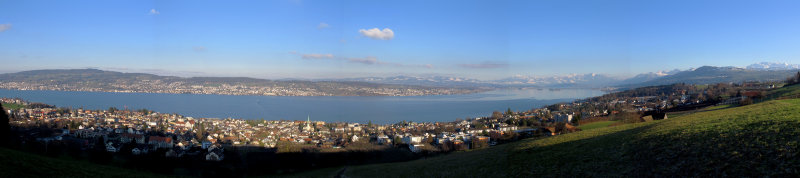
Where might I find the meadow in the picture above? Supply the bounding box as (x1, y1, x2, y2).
(293, 98, 800, 177)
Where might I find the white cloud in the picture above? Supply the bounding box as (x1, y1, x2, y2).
(302, 53, 335, 59)
(0, 24, 11, 32)
(317, 23, 329, 29)
(149, 9, 160, 15)
(294, 52, 430, 68)
(358, 28, 394, 40)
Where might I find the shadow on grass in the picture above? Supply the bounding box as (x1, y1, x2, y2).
(509, 122, 663, 177)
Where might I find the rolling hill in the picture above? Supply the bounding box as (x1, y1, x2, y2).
(0, 147, 164, 178)
(290, 97, 800, 177)
(2, 88, 800, 177)
(0, 69, 481, 96)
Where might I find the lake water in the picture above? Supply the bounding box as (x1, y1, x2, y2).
(0, 88, 605, 124)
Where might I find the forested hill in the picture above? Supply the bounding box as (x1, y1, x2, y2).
(621, 66, 798, 88)
(0, 69, 483, 96)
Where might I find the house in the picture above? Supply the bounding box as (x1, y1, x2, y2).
(564, 124, 580, 132)
(377, 135, 391, 145)
(402, 136, 422, 144)
(105, 142, 120, 153)
(131, 147, 141, 155)
(544, 127, 557, 136)
(409, 144, 425, 153)
(206, 151, 223, 161)
(202, 140, 213, 149)
(553, 114, 573, 123)
(121, 133, 145, 144)
(206, 147, 225, 161)
(473, 136, 490, 145)
(148, 136, 173, 149)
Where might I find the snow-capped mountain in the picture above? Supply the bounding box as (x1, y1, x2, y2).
(490, 73, 621, 88)
(324, 63, 798, 89)
(329, 75, 490, 87)
(746, 62, 800, 71)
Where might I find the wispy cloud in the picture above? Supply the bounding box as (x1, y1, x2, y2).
(317, 23, 330, 29)
(301, 53, 335, 59)
(459, 62, 509, 69)
(192, 46, 207, 52)
(0, 24, 11, 32)
(149, 9, 160, 15)
(293, 52, 430, 68)
(346, 56, 379, 64)
(359, 28, 394, 40)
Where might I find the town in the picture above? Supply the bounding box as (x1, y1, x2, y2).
(0, 69, 484, 97)
(3, 80, 788, 166)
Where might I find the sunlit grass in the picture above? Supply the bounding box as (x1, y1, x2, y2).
(296, 99, 800, 177)
(577, 121, 619, 130)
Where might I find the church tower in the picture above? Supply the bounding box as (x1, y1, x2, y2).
(305, 115, 312, 132)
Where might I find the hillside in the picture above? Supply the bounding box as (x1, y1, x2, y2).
(0, 147, 164, 178)
(291, 98, 800, 177)
(2, 90, 799, 177)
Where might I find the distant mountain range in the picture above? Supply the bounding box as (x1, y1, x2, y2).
(1, 62, 797, 93)
(334, 62, 800, 88)
(622, 66, 797, 88)
(746, 62, 800, 71)
(0, 69, 483, 96)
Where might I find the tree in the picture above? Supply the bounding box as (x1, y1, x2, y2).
(195, 123, 206, 141)
(0, 103, 9, 146)
(393, 136, 403, 145)
(506, 108, 514, 116)
(491, 111, 503, 119)
(571, 114, 582, 125)
(788, 71, 800, 85)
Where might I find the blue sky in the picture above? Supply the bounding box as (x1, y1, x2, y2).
(1, 0, 799, 80)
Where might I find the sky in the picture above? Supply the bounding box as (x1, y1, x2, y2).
(1, 0, 799, 80)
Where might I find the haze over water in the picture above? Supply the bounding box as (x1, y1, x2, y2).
(0, 88, 605, 124)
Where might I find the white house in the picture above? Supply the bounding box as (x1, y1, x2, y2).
(409, 144, 425, 153)
(402, 136, 422, 144)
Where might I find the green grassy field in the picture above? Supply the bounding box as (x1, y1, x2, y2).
(0, 147, 164, 178)
(1, 102, 25, 110)
(698, 104, 733, 111)
(577, 121, 618, 130)
(292, 98, 800, 177)
(769, 84, 800, 98)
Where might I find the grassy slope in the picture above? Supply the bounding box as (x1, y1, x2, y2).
(0, 148, 165, 178)
(769, 84, 800, 98)
(1, 102, 25, 110)
(577, 121, 618, 130)
(293, 98, 800, 177)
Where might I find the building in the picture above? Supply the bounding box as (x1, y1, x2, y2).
(148, 136, 173, 149)
(402, 136, 422, 144)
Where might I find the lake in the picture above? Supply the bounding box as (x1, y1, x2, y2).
(0, 88, 605, 124)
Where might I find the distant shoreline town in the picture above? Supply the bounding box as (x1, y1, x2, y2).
(0, 69, 486, 97)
